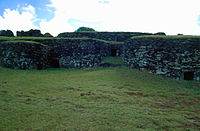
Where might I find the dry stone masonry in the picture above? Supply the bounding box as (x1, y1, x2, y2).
(45, 39, 110, 68)
(0, 33, 200, 81)
(57, 32, 153, 42)
(0, 41, 48, 69)
(0, 38, 110, 69)
(122, 36, 200, 81)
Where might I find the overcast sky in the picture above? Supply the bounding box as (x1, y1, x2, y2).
(0, 0, 200, 36)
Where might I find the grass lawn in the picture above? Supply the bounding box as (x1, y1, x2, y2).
(0, 57, 199, 130)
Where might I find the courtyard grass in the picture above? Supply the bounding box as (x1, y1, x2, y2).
(0, 57, 199, 130)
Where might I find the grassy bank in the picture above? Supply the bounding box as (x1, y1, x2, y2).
(0, 36, 124, 45)
(0, 57, 199, 130)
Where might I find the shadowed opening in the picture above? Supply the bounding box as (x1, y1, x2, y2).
(37, 64, 43, 70)
(111, 49, 117, 56)
(50, 59, 59, 68)
(184, 71, 194, 80)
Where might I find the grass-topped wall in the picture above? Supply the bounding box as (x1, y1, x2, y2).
(0, 40, 49, 69)
(122, 35, 200, 80)
(0, 37, 112, 69)
(57, 32, 153, 42)
(1, 35, 200, 81)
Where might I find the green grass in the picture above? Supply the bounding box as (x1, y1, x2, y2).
(0, 36, 91, 40)
(0, 36, 124, 45)
(0, 57, 199, 130)
(0, 40, 47, 47)
(92, 38, 124, 45)
(131, 35, 200, 39)
(100, 56, 125, 65)
(1, 40, 45, 45)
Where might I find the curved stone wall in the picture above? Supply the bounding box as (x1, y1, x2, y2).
(1, 36, 200, 81)
(122, 37, 200, 80)
(46, 39, 110, 68)
(0, 41, 49, 69)
(57, 32, 153, 42)
(0, 38, 110, 69)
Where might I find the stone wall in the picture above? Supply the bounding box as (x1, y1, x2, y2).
(1, 36, 200, 81)
(122, 37, 200, 80)
(57, 32, 153, 42)
(0, 38, 110, 69)
(0, 41, 49, 69)
(45, 39, 110, 68)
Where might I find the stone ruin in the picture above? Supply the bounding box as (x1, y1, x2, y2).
(0, 32, 199, 81)
(122, 36, 200, 81)
(0, 38, 111, 69)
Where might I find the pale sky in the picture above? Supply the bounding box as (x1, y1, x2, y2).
(0, 0, 200, 36)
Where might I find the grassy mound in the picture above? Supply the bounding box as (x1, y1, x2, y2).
(0, 57, 199, 130)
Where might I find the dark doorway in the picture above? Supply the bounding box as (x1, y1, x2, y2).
(111, 49, 117, 56)
(184, 71, 194, 80)
(48, 51, 60, 68)
(50, 59, 59, 68)
(37, 64, 43, 70)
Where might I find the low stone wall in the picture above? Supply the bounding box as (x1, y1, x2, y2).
(0, 38, 110, 69)
(0, 41, 49, 69)
(1, 36, 200, 81)
(57, 32, 153, 42)
(122, 37, 200, 80)
(46, 39, 110, 68)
